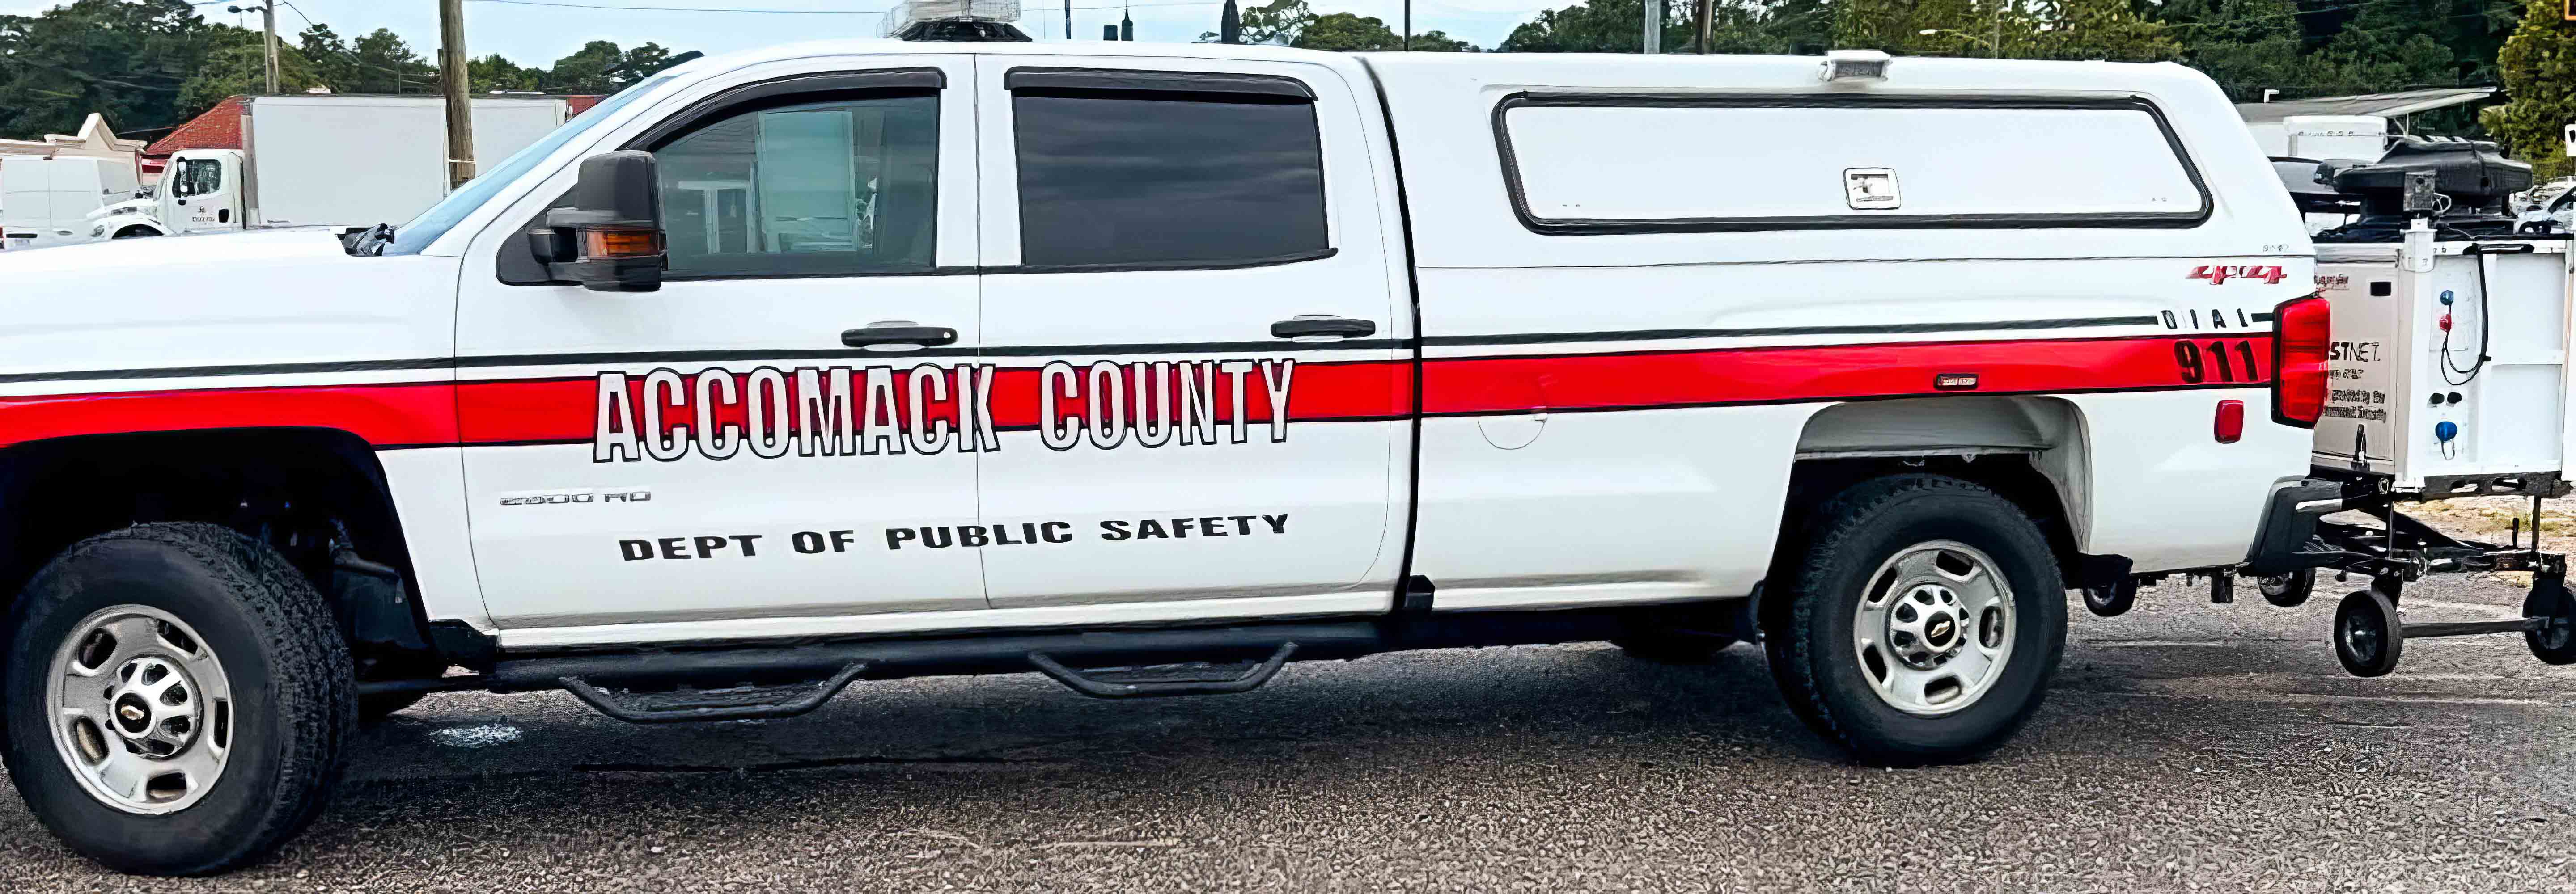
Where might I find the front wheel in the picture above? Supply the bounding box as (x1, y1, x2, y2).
(2, 523, 354, 876)
(1765, 475, 2067, 765)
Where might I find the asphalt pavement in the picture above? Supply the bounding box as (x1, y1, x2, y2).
(4, 572, 2574, 893)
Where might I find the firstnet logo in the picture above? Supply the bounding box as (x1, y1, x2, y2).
(2187, 264, 2289, 286)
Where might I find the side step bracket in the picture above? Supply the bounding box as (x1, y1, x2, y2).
(1028, 642, 1299, 699)
(559, 662, 869, 723)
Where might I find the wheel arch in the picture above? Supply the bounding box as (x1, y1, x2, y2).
(1779, 396, 2105, 592)
(0, 427, 431, 675)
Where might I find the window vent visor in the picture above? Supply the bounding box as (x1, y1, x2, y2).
(1004, 67, 1314, 100)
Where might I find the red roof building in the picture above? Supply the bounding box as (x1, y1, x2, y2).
(145, 96, 249, 159)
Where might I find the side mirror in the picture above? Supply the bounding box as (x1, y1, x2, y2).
(529, 150, 665, 293)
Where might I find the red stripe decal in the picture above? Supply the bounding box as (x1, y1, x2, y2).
(0, 334, 2267, 450)
(1423, 335, 2269, 415)
(0, 383, 456, 449)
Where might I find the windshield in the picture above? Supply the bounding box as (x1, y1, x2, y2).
(381, 75, 678, 256)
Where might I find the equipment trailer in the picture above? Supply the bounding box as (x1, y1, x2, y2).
(2239, 138, 2576, 676)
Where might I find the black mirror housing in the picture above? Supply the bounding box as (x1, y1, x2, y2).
(535, 150, 665, 293)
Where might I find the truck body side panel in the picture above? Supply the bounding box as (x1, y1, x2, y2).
(1362, 54, 2317, 602)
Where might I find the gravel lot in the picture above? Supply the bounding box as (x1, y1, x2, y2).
(4, 570, 2574, 893)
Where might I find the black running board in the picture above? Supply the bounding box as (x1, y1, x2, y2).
(1029, 642, 1299, 698)
(366, 608, 1672, 722)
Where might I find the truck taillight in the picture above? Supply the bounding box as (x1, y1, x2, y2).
(2271, 295, 2330, 428)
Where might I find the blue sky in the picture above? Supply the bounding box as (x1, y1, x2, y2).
(0, 0, 1552, 63)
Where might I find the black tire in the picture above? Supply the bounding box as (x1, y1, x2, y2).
(1611, 631, 1739, 663)
(2523, 580, 2576, 666)
(2332, 589, 2404, 678)
(2, 523, 355, 876)
(1764, 475, 2067, 765)
(2258, 569, 2316, 608)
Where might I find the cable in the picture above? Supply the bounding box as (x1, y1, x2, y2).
(2439, 250, 2492, 387)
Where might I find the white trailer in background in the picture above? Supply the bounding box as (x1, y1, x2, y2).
(2247, 114, 2390, 163)
(93, 95, 568, 239)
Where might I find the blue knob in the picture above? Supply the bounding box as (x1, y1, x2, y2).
(2441, 290, 2456, 305)
(2435, 421, 2459, 442)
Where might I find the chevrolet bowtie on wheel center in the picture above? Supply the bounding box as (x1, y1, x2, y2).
(5, 40, 2568, 875)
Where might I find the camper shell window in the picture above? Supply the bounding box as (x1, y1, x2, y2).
(1493, 93, 2212, 235)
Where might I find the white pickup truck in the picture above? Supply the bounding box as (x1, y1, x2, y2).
(0, 42, 2331, 875)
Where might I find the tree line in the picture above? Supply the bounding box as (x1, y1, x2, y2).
(1223, 0, 2570, 176)
(0, 0, 692, 143)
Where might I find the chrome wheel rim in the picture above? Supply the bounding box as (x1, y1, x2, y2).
(1852, 541, 2016, 717)
(45, 605, 233, 814)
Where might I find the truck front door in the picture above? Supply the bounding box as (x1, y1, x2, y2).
(163, 152, 239, 233)
(965, 57, 1410, 620)
(453, 58, 987, 640)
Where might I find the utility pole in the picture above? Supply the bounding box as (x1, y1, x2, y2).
(1694, 0, 1711, 52)
(1064, 0, 1071, 39)
(1403, 0, 1411, 49)
(438, 0, 476, 190)
(225, 5, 279, 93)
(1642, 0, 1660, 53)
(262, 3, 279, 93)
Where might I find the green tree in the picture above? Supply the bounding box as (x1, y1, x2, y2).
(1502, 0, 1692, 51)
(297, 25, 436, 94)
(2483, 0, 2576, 179)
(1198, 0, 1314, 44)
(1199, 0, 1475, 49)
(1835, 0, 2175, 62)
(0, 0, 222, 139)
(1288, 12, 1477, 50)
(540, 41, 692, 93)
(470, 53, 540, 93)
(2153, 0, 2312, 101)
(1505, 0, 1826, 54)
(179, 31, 324, 109)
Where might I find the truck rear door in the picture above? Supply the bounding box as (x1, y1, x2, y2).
(966, 56, 1411, 618)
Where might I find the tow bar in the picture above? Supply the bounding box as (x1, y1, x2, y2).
(2246, 477, 2576, 677)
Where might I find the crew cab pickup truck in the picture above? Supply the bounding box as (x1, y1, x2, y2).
(0, 42, 2325, 875)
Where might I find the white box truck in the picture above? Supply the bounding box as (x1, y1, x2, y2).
(0, 156, 140, 250)
(89, 94, 568, 240)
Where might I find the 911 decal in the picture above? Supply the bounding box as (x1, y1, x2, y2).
(2172, 339, 2266, 384)
(591, 359, 1296, 463)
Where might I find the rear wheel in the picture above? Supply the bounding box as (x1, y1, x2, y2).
(1765, 475, 2067, 765)
(2, 523, 353, 876)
